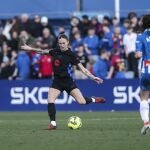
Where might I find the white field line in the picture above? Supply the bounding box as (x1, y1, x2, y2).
(0, 117, 139, 123)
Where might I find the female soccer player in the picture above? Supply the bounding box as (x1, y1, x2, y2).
(135, 14, 150, 135)
(21, 34, 105, 130)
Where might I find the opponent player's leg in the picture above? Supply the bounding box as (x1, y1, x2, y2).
(140, 90, 150, 135)
(70, 88, 105, 104)
(47, 88, 61, 130)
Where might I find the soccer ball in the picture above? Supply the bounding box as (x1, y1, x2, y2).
(67, 116, 82, 129)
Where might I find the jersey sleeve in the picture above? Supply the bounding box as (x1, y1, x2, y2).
(49, 49, 55, 56)
(136, 34, 143, 52)
(70, 52, 80, 65)
(49, 48, 60, 56)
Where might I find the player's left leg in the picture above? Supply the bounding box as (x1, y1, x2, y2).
(69, 88, 106, 104)
(140, 90, 150, 135)
(47, 88, 61, 130)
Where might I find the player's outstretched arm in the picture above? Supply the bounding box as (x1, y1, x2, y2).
(77, 63, 103, 84)
(21, 44, 50, 54)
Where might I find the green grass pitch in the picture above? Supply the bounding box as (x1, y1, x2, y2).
(0, 111, 149, 150)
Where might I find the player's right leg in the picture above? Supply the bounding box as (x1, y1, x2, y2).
(140, 90, 150, 135)
(47, 88, 61, 130)
(70, 88, 106, 104)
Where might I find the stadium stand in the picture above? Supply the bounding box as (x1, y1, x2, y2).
(0, 11, 143, 80)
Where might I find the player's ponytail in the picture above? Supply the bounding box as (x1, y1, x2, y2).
(58, 33, 69, 42)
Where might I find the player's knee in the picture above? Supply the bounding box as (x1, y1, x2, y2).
(78, 100, 86, 105)
(48, 99, 55, 103)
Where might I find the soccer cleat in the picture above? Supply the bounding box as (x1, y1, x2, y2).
(47, 124, 57, 130)
(93, 97, 106, 103)
(141, 122, 150, 135)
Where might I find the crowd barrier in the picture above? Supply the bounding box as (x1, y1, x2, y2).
(0, 79, 143, 111)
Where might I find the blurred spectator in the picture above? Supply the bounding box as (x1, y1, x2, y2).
(0, 20, 3, 32)
(123, 26, 138, 77)
(102, 16, 111, 26)
(84, 27, 99, 59)
(39, 55, 53, 78)
(112, 17, 120, 26)
(9, 31, 19, 52)
(70, 16, 81, 28)
(114, 58, 126, 79)
(128, 12, 137, 20)
(41, 16, 55, 37)
(107, 49, 123, 79)
(0, 20, 7, 48)
(40, 28, 56, 49)
(8, 50, 17, 80)
(31, 15, 42, 38)
(70, 17, 81, 41)
(112, 26, 123, 49)
(70, 26, 80, 42)
(0, 31, 7, 49)
(71, 32, 83, 52)
(128, 12, 140, 33)
(121, 19, 130, 35)
(110, 16, 120, 33)
(91, 16, 102, 35)
(19, 13, 32, 33)
(9, 16, 20, 34)
(2, 19, 14, 40)
(0, 42, 11, 78)
(99, 25, 113, 52)
(73, 44, 89, 79)
(18, 30, 35, 48)
(31, 53, 40, 78)
(93, 50, 110, 79)
(16, 51, 30, 80)
(58, 26, 65, 35)
(80, 15, 91, 37)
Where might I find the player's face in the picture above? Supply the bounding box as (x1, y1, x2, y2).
(58, 38, 69, 51)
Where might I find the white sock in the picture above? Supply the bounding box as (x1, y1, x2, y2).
(91, 97, 95, 103)
(140, 100, 149, 123)
(51, 121, 56, 126)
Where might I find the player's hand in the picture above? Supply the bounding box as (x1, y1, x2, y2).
(93, 76, 103, 84)
(21, 44, 33, 51)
